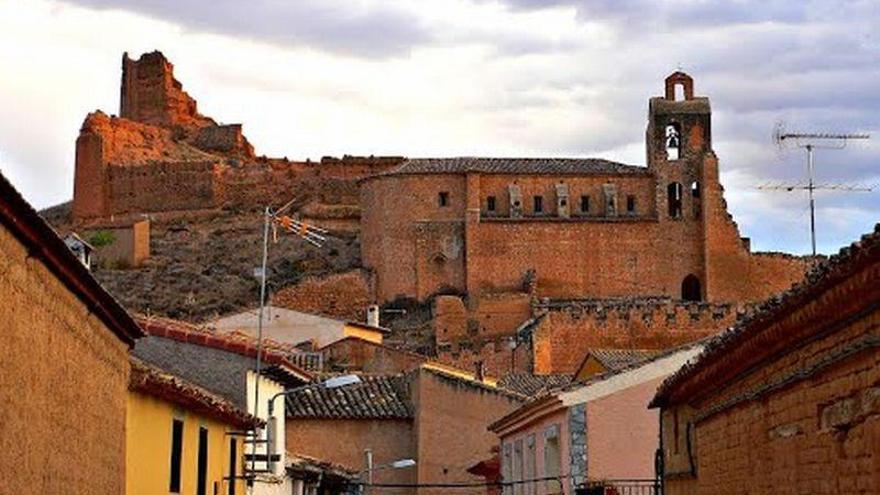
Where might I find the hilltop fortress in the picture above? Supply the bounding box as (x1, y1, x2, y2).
(70, 51, 813, 375)
(73, 51, 403, 221)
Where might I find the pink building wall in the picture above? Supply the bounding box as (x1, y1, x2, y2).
(499, 408, 571, 495)
(584, 376, 663, 480)
(497, 376, 666, 494)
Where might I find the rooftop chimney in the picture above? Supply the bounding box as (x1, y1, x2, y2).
(367, 305, 380, 328)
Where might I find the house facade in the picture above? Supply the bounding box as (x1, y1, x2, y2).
(134, 315, 313, 495)
(651, 224, 880, 495)
(126, 358, 258, 495)
(0, 171, 143, 494)
(286, 365, 525, 495)
(212, 305, 388, 349)
(490, 345, 703, 494)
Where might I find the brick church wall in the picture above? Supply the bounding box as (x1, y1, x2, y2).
(361, 174, 468, 302)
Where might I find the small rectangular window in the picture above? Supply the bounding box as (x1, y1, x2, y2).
(627, 195, 636, 214)
(502, 443, 513, 495)
(525, 434, 536, 495)
(533, 196, 543, 214)
(228, 438, 237, 495)
(544, 425, 561, 492)
(197, 427, 209, 495)
(169, 419, 184, 493)
(513, 439, 524, 495)
(580, 195, 590, 213)
(487, 196, 496, 212)
(439, 192, 449, 207)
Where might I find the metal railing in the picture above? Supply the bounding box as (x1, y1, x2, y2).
(576, 479, 658, 495)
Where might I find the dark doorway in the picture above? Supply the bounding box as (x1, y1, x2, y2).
(681, 274, 702, 302)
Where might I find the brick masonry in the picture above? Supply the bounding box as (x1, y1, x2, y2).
(657, 226, 880, 495)
(531, 299, 740, 374)
(361, 74, 811, 309)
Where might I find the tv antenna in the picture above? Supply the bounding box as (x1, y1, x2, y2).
(762, 121, 871, 256)
(248, 195, 334, 480)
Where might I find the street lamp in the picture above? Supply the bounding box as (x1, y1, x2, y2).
(265, 374, 362, 472)
(362, 450, 417, 495)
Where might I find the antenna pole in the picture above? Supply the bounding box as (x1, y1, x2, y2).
(251, 206, 270, 482)
(806, 145, 816, 256)
(772, 129, 870, 255)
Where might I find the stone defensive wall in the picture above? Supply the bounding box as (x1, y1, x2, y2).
(530, 297, 744, 374)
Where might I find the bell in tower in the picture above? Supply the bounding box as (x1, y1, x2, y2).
(647, 71, 712, 169)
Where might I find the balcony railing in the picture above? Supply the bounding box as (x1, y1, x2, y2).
(576, 479, 658, 495)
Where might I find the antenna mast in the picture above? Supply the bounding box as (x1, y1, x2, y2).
(769, 123, 871, 256)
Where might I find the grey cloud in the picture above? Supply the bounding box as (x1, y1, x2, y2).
(498, 0, 844, 27)
(61, 0, 432, 58)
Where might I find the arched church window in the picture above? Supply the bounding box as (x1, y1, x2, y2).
(665, 123, 681, 161)
(667, 182, 683, 218)
(681, 274, 702, 302)
(691, 181, 701, 218)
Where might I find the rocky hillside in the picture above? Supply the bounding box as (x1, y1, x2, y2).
(43, 202, 362, 322)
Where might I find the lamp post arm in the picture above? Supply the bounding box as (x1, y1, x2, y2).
(267, 384, 312, 418)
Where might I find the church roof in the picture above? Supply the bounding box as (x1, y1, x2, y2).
(364, 157, 649, 180)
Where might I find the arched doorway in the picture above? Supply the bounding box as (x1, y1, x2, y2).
(681, 274, 702, 302)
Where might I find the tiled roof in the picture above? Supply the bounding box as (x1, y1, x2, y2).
(497, 373, 573, 397)
(580, 348, 661, 373)
(0, 171, 143, 346)
(136, 315, 313, 383)
(129, 358, 259, 429)
(652, 223, 880, 407)
(287, 453, 358, 480)
(286, 374, 414, 419)
(421, 363, 527, 400)
(364, 157, 648, 180)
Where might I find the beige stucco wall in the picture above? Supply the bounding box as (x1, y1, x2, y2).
(0, 225, 131, 494)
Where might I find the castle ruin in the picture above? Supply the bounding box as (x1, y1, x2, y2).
(70, 52, 814, 376)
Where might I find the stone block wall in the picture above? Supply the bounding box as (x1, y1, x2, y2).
(436, 338, 533, 378)
(106, 161, 218, 214)
(271, 269, 373, 322)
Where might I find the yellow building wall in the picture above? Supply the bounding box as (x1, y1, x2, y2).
(574, 358, 607, 381)
(127, 391, 245, 495)
(343, 324, 384, 344)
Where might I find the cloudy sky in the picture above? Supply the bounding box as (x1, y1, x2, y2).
(1, 0, 878, 254)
